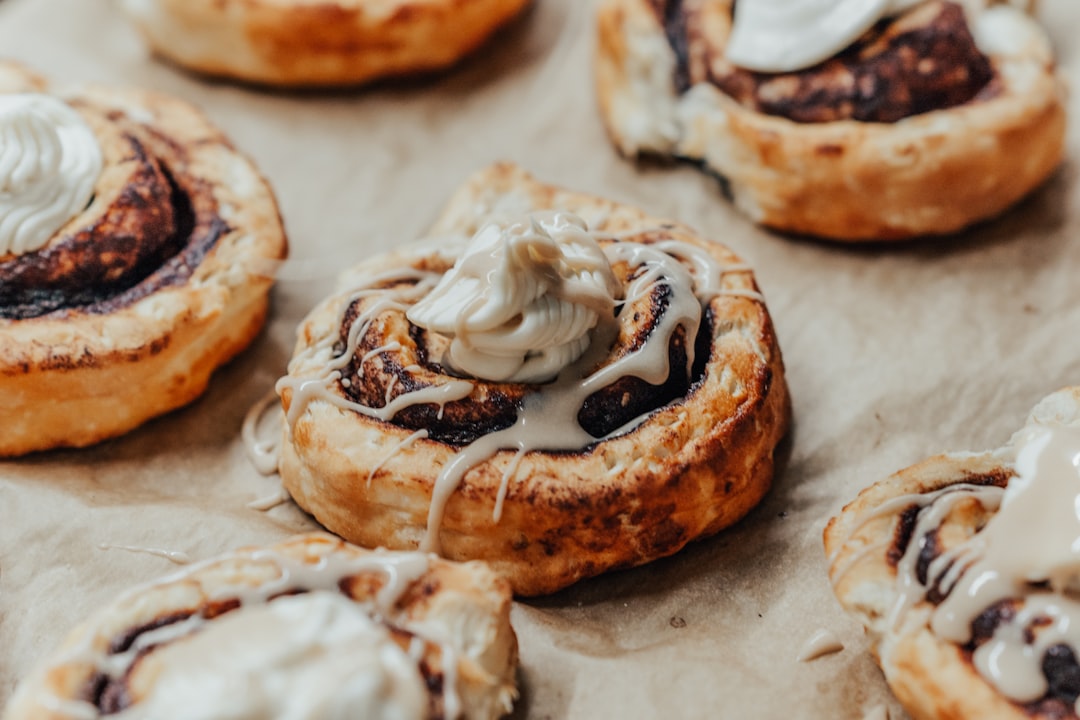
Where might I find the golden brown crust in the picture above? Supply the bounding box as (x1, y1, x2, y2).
(824, 387, 1080, 720)
(119, 0, 533, 88)
(595, 0, 1067, 241)
(2, 533, 518, 720)
(279, 163, 791, 596)
(0, 63, 288, 457)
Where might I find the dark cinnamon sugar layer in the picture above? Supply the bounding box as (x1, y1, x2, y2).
(654, 0, 996, 123)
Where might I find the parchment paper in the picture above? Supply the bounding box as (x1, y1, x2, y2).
(1, 1, 1078, 717)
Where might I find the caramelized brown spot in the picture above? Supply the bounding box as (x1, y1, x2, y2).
(1027, 644, 1080, 715)
(887, 504, 920, 568)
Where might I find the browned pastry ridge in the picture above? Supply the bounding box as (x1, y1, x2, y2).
(0, 63, 287, 456)
(595, 0, 1066, 241)
(2, 533, 518, 720)
(824, 387, 1080, 720)
(118, 0, 533, 87)
(278, 163, 791, 596)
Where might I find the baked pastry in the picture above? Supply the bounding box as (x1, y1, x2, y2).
(277, 163, 790, 596)
(0, 63, 287, 456)
(118, 0, 533, 88)
(595, 0, 1066, 241)
(825, 387, 1080, 719)
(3, 533, 518, 720)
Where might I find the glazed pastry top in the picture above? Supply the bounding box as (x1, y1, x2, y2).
(279, 211, 760, 553)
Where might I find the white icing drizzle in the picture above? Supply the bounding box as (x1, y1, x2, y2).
(247, 487, 291, 511)
(0, 94, 102, 256)
(796, 628, 844, 661)
(97, 543, 191, 566)
(841, 424, 1080, 710)
(494, 448, 528, 523)
(281, 216, 757, 554)
(242, 389, 283, 476)
(51, 545, 452, 720)
(368, 429, 430, 487)
(363, 342, 403, 370)
(384, 374, 399, 405)
(726, 0, 925, 73)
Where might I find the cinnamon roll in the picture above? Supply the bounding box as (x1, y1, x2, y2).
(277, 163, 790, 596)
(0, 63, 287, 456)
(825, 387, 1080, 719)
(2, 533, 518, 720)
(595, 0, 1066, 241)
(118, 0, 532, 88)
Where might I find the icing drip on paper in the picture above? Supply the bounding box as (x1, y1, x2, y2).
(242, 389, 283, 476)
(97, 543, 191, 565)
(796, 628, 844, 661)
(247, 487, 291, 511)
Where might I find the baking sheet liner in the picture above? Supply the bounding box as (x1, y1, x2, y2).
(1, 1, 1078, 717)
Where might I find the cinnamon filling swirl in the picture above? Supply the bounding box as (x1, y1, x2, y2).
(334, 255, 707, 447)
(0, 102, 227, 320)
(652, 0, 996, 123)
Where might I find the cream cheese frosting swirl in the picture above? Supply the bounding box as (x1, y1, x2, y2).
(0, 93, 102, 256)
(406, 212, 621, 384)
(726, 0, 926, 73)
(116, 592, 428, 720)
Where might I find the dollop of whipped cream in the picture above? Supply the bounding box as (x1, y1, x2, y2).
(406, 212, 620, 384)
(726, 0, 925, 73)
(120, 592, 428, 720)
(0, 93, 102, 256)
